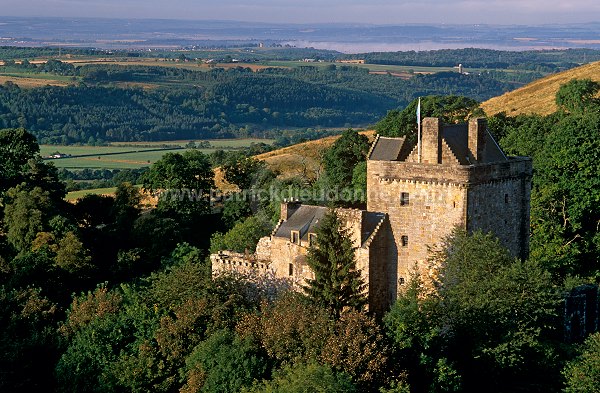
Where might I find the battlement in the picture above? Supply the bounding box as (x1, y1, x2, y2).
(210, 251, 271, 275)
(367, 155, 532, 187)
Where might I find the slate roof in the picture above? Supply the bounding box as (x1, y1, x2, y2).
(273, 206, 387, 248)
(274, 205, 327, 241)
(442, 124, 470, 165)
(369, 136, 407, 161)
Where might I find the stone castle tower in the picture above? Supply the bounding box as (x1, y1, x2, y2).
(212, 117, 532, 313)
(367, 117, 532, 305)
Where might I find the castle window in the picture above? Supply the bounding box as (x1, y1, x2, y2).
(289, 263, 294, 276)
(291, 230, 300, 244)
(401, 235, 409, 247)
(504, 193, 509, 204)
(400, 192, 410, 206)
(398, 277, 405, 285)
(308, 233, 317, 247)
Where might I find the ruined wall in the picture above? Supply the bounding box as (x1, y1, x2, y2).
(268, 236, 313, 286)
(336, 208, 365, 247)
(211, 251, 271, 276)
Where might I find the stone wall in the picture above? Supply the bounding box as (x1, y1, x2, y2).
(466, 163, 532, 260)
(362, 215, 391, 314)
(367, 159, 468, 297)
(367, 155, 532, 298)
(211, 251, 271, 275)
(268, 236, 313, 286)
(336, 208, 365, 247)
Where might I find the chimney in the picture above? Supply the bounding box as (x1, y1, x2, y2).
(421, 117, 442, 164)
(468, 118, 487, 163)
(280, 200, 301, 221)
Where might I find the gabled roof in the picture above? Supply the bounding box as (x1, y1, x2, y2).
(273, 205, 387, 249)
(369, 136, 407, 161)
(274, 205, 327, 241)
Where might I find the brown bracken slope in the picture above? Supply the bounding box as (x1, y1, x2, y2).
(481, 60, 600, 116)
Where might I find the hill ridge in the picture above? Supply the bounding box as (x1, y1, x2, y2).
(481, 60, 600, 116)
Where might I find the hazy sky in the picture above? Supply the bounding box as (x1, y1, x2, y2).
(2, 0, 599, 25)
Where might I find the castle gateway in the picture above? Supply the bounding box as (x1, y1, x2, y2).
(211, 118, 532, 314)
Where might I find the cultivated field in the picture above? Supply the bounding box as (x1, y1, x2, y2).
(66, 187, 118, 200)
(41, 138, 275, 170)
(110, 138, 274, 148)
(0, 74, 74, 87)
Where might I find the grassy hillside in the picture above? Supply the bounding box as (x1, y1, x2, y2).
(257, 130, 375, 179)
(214, 131, 375, 191)
(481, 60, 600, 116)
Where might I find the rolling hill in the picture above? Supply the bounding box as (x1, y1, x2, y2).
(481, 60, 600, 116)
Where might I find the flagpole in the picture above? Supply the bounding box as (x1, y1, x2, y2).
(417, 97, 421, 163)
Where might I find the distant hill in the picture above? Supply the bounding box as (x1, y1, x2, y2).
(481, 60, 600, 116)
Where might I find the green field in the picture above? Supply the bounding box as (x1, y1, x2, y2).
(110, 138, 274, 148)
(40, 144, 159, 156)
(41, 138, 275, 170)
(66, 187, 118, 200)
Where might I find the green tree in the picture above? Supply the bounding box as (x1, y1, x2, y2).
(376, 96, 482, 140)
(181, 329, 269, 393)
(304, 209, 366, 317)
(434, 230, 561, 391)
(555, 79, 600, 113)
(54, 231, 92, 273)
(245, 362, 357, 393)
(221, 198, 252, 229)
(384, 273, 449, 393)
(351, 161, 367, 197)
(73, 194, 115, 228)
(322, 129, 369, 190)
(3, 185, 54, 253)
(529, 110, 600, 278)
(385, 231, 563, 393)
(142, 150, 214, 217)
(210, 215, 271, 254)
(321, 310, 390, 390)
(563, 332, 600, 393)
(495, 87, 600, 279)
(222, 153, 265, 190)
(0, 287, 59, 393)
(236, 292, 334, 366)
(0, 128, 39, 195)
(112, 182, 142, 225)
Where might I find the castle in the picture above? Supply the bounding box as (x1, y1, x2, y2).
(211, 117, 532, 313)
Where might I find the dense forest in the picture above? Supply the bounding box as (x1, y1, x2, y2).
(2, 46, 599, 144)
(344, 48, 600, 72)
(0, 63, 515, 143)
(1, 81, 599, 392)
